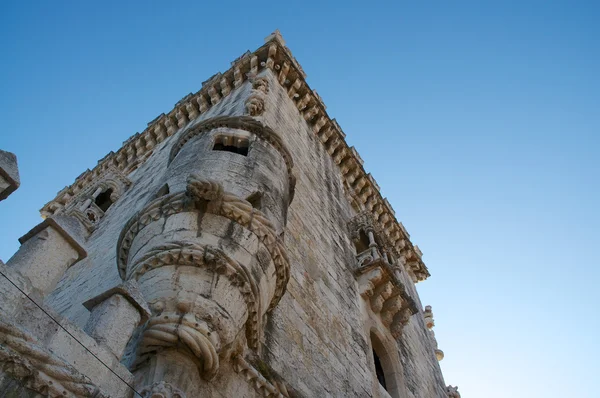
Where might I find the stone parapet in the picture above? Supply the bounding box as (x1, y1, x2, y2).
(7, 216, 87, 296)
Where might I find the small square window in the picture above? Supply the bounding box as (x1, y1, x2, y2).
(213, 135, 249, 156)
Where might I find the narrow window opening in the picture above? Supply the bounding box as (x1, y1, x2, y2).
(354, 229, 370, 254)
(95, 188, 114, 212)
(213, 135, 249, 156)
(373, 349, 387, 390)
(246, 192, 262, 210)
(155, 184, 170, 198)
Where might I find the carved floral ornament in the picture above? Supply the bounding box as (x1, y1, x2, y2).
(40, 32, 430, 281)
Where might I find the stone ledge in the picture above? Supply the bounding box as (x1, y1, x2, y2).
(18, 215, 87, 260)
(0, 150, 20, 201)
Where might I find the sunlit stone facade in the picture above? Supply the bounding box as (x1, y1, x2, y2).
(0, 32, 459, 398)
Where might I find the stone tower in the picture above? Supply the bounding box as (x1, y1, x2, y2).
(0, 32, 460, 397)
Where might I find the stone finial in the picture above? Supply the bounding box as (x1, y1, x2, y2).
(447, 385, 461, 398)
(423, 305, 444, 361)
(264, 29, 286, 46)
(424, 305, 434, 329)
(0, 150, 20, 201)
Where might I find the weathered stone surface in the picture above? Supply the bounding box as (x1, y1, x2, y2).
(1, 31, 458, 397)
(0, 150, 19, 201)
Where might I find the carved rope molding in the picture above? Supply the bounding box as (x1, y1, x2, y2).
(168, 115, 296, 201)
(0, 319, 108, 398)
(116, 174, 290, 312)
(232, 356, 290, 398)
(129, 241, 261, 351)
(41, 33, 429, 281)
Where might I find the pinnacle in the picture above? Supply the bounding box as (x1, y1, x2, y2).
(264, 29, 286, 47)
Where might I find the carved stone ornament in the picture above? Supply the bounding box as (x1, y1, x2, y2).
(139, 381, 186, 398)
(232, 356, 289, 398)
(246, 94, 265, 116)
(0, 319, 107, 398)
(117, 174, 290, 314)
(251, 77, 269, 94)
(356, 260, 418, 339)
(447, 385, 461, 398)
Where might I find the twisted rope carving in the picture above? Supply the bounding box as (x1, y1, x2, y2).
(137, 314, 219, 379)
(0, 319, 107, 398)
(232, 356, 289, 398)
(129, 241, 261, 350)
(117, 175, 290, 315)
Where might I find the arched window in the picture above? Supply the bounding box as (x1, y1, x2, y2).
(370, 331, 405, 398)
(94, 188, 114, 212)
(354, 229, 370, 254)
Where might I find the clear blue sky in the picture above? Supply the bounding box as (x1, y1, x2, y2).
(1, 1, 598, 397)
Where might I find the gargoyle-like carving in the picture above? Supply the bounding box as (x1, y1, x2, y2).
(127, 241, 261, 350)
(140, 381, 186, 398)
(251, 77, 269, 94)
(246, 94, 265, 116)
(0, 319, 107, 398)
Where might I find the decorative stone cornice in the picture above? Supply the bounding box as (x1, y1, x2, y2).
(169, 116, 296, 200)
(0, 319, 108, 398)
(40, 30, 429, 281)
(232, 356, 290, 398)
(41, 166, 131, 220)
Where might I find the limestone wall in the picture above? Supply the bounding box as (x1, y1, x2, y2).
(0, 32, 458, 397)
(39, 65, 448, 397)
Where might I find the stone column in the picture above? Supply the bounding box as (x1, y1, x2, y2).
(6, 215, 86, 296)
(83, 281, 151, 360)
